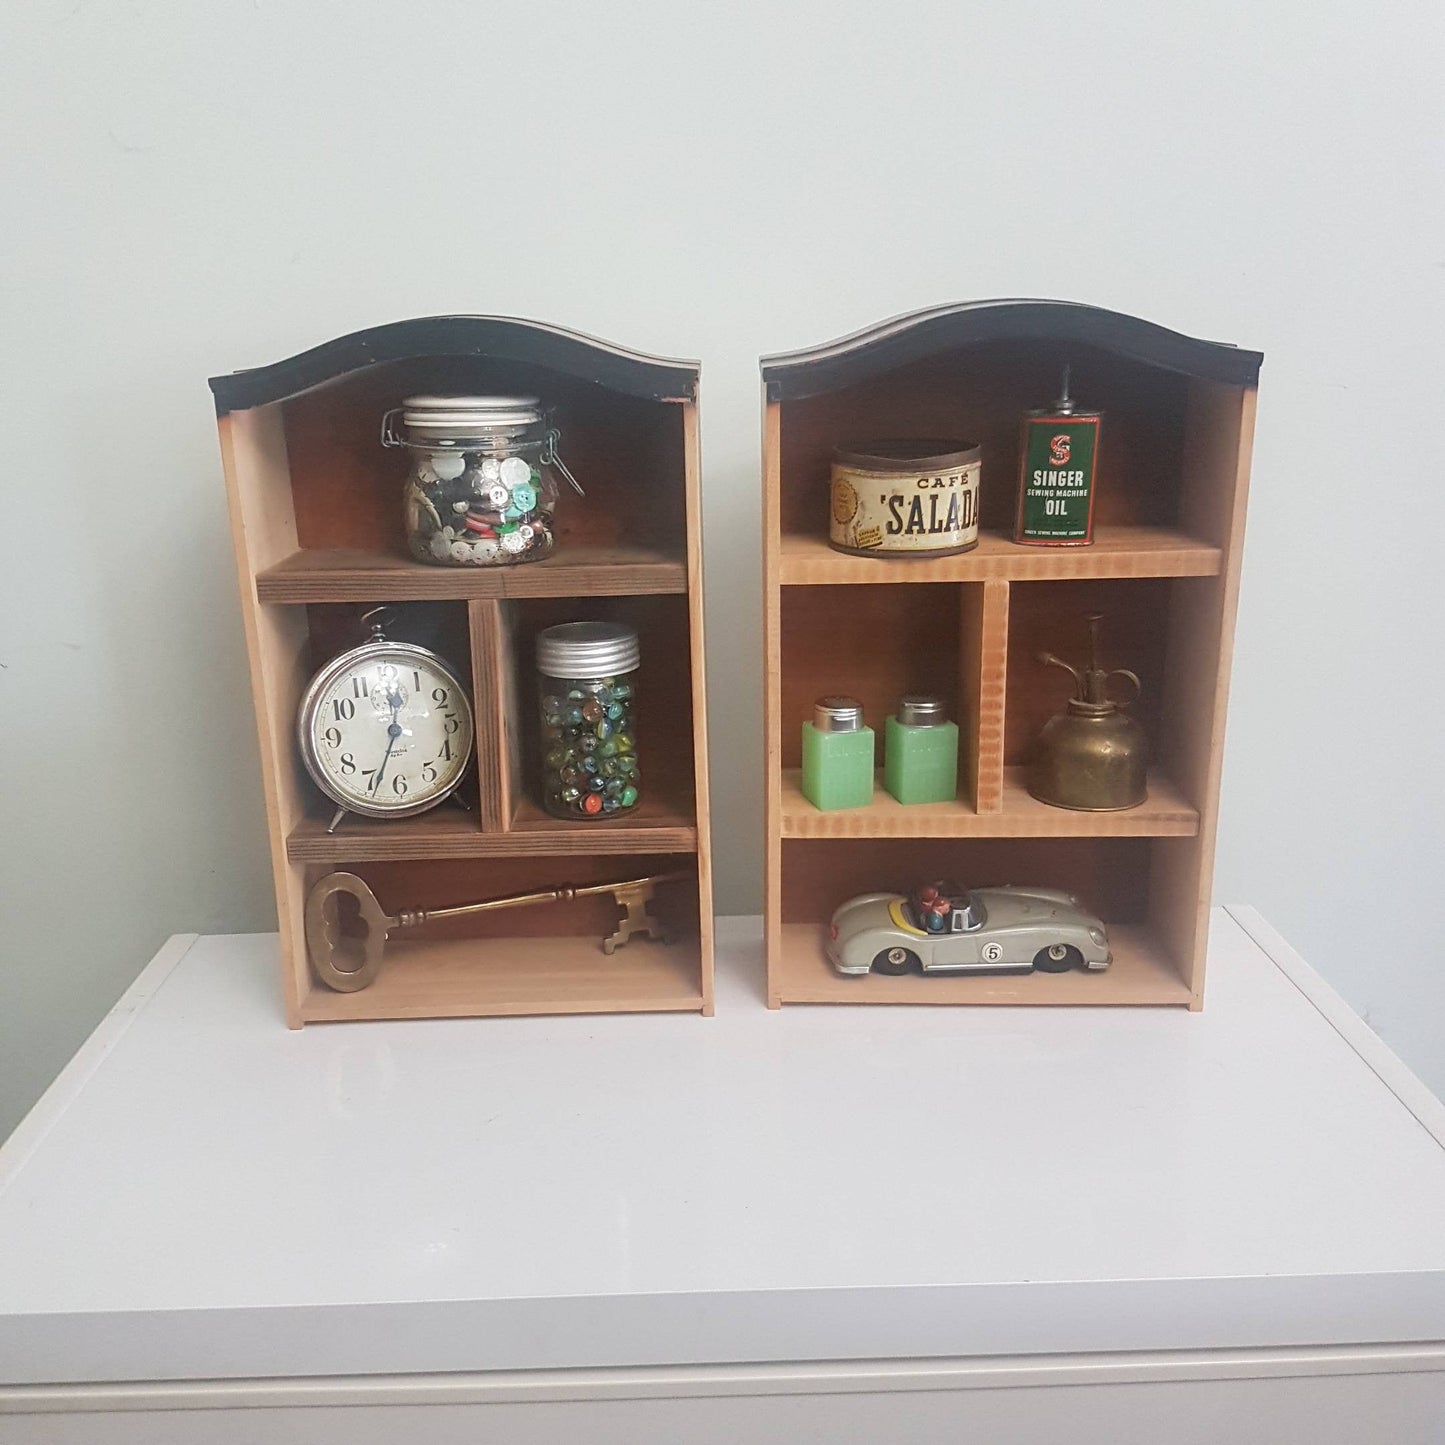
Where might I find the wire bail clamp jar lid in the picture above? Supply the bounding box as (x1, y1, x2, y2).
(536, 621, 641, 679)
(381, 395, 584, 495)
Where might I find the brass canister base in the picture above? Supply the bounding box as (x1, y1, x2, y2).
(1026, 786, 1147, 813)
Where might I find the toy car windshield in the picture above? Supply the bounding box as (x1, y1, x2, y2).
(908, 883, 981, 934)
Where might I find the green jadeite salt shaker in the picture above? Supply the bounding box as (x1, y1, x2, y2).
(801, 697, 874, 811)
(884, 695, 958, 804)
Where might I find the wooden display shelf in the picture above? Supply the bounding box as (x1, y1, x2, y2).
(256, 543, 687, 604)
(762, 300, 1261, 1010)
(778, 525, 1221, 585)
(286, 793, 698, 863)
(778, 767, 1198, 839)
(508, 794, 697, 853)
(212, 316, 714, 1025)
(299, 932, 705, 1022)
(770, 922, 1192, 1007)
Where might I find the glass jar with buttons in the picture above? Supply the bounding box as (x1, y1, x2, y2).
(382, 395, 583, 567)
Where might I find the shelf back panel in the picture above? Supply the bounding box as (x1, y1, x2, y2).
(778, 583, 967, 771)
(778, 339, 1189, 541)
(282, 362, 686, 557)
(780, 836, 1154, 927)
(1004, 578, 1172, 768)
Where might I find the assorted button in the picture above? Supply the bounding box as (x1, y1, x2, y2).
(406, 450, 556, 567)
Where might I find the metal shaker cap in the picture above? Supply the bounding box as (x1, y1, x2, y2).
(813, 696, 864, 732)
(898, 695, 946, 727)
(536, 622, 640, 678)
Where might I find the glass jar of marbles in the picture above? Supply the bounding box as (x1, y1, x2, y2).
(382, 395, 583, 567)
(536, 622, 641, 820)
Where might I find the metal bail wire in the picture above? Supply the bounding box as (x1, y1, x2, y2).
(543, 428, 586, 496)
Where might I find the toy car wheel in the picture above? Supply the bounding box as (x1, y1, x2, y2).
(1034, 943, 1082, 974)
(873, 946, 918, 976)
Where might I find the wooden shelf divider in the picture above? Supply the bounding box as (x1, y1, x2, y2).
(965, 579, 1009, 813)
(257, 543, 688, 604)
(778, 768, 1197, 839)
(779, 525, 1221, 586)
(468, 599, 520, 833)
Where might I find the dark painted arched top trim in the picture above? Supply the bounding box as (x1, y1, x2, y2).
(209, 315, 699, 413)
(760, 299, 1262, 401)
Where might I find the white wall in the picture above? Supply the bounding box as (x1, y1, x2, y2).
(2, 0, 1442, 1137)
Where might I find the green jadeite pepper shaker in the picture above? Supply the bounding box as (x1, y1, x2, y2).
(801, 697, 874, 811)
(884, 695, 959, 804)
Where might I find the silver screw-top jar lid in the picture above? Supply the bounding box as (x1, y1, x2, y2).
(813, 696, 864, 732)
(400, 395, 543, 443)
(537, 622, 640, 679)
(897, 695, 947, 727)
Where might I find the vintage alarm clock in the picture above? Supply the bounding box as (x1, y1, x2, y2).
(297, 608, 474, 830)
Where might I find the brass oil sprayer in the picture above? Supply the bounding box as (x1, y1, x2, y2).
(1028, 612, 1148, 812)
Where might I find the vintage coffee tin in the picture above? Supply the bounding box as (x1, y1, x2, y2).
(829, 440, 981, 558)
(1015, 367, 1101, 546)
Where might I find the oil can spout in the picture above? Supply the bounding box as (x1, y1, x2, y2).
(1054, 363, 1076, 416)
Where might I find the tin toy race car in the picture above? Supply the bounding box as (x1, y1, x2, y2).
(825, 881, 1112, 977)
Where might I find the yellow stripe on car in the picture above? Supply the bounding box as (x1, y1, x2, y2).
(887, 900, 926, 937)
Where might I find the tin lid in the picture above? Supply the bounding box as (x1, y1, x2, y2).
(813, 696, 864, 733)
(536, 622, 640, 679)
(897, 695, 947, 727)
(401, 395, 543, 439)
(832, 438, 981, 471)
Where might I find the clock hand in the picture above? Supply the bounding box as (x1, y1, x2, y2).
(370, 688, 405, 793)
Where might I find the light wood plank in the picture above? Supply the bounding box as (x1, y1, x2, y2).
(973, 580, 1009, 812)
(779, 767, 1198, 839)
(256, 544, 687, 603)
(779, 526, 1221, 585)
(467, 600, 517, 832)
(773, 922, 1192, 1007)
(287, 800, 698, 862)
(217, 407, 311, 1027)
(300, 933, 705, 1022)
(681, 401, 717, 1013)
(763, 401, 784, 1007)
(1151, 383, 1257, 1007)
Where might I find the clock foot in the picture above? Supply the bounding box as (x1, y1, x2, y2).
(325, 806, 347, 835)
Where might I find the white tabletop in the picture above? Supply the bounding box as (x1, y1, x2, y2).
(2, 907, 1443, 1386)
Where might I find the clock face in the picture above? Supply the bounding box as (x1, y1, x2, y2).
(300, 644, 474, 816)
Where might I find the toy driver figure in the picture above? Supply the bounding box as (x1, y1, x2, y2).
(917, 884, 953, 933)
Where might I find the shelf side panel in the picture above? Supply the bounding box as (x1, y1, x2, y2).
(1152, 383, 1257, 1005)
(217, 407, 311, 1024)
(763, 400, 784, 1007)
(682, 401, 716, 1013)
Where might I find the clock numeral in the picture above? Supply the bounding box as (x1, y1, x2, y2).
(339, 752, 356, 775)
(392, 775, 409, 797)
(443, 713, 460, 735)
(352, 675, 369, 699)
(377, 664, 397, 683)
(432, 687, 449, 705)
(422, 761, 438, 783)
(439, 737, 454, 763)
(322, 726, 341, 747)
(332, 698, 356, 721)
(413, 671, 423, 691)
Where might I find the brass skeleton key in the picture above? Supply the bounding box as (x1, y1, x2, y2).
(305, 870, 691, 993)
